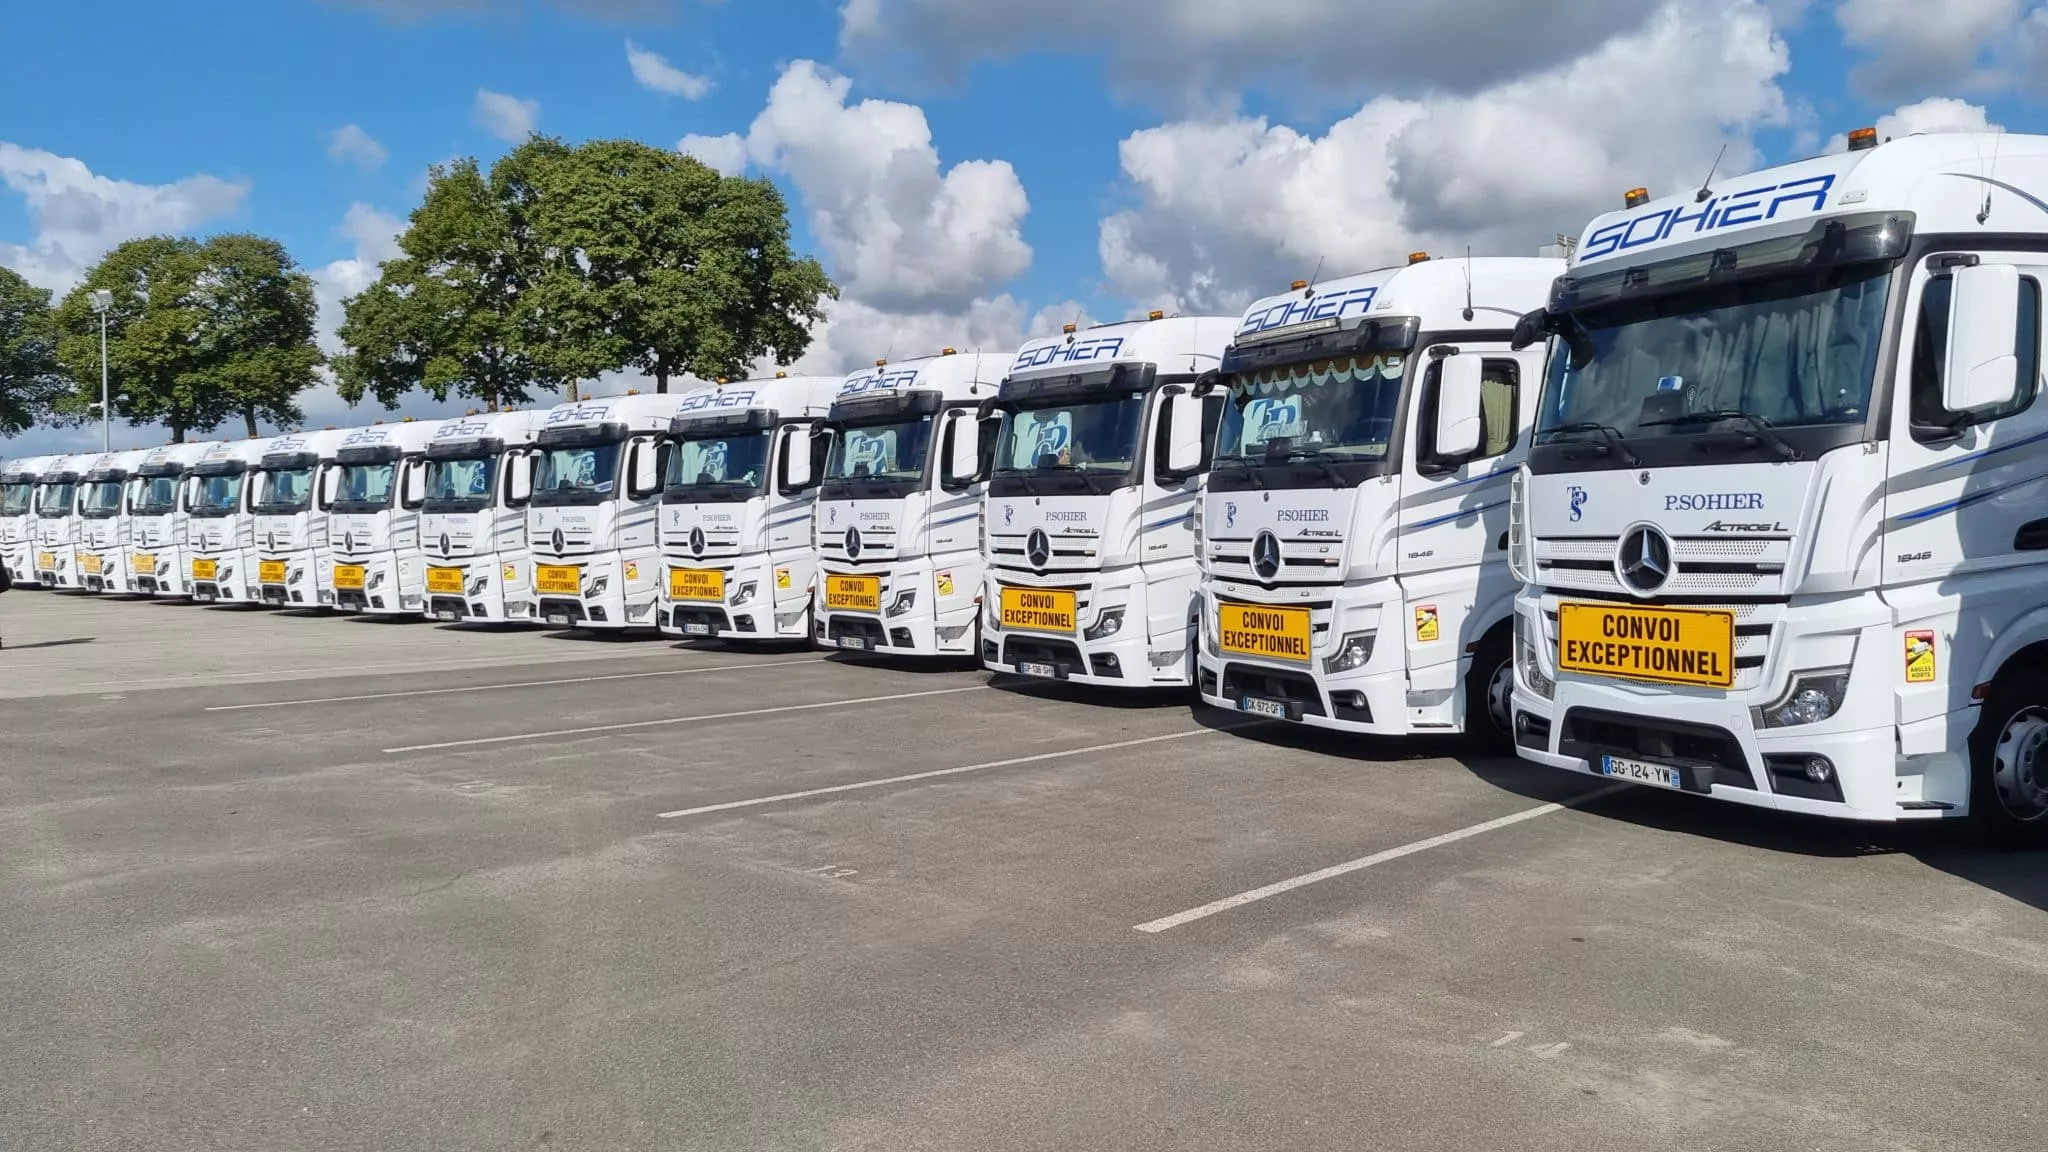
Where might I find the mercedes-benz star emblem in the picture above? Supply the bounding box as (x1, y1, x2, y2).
(689, 527, 706, 557)
(345, 532, 355, 553)
(1026, 528, 1051, 570)
(267, 531, 276, 552)
(551, 528, 564, 554)
(845, 526, 863, 560)
(1251, 530, 1282, 581)
(1617, 526, 1672, 595)
(439, 533, 450, 555)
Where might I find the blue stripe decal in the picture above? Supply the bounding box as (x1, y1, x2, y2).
(930, 511, 980, 528)
(1143, 512, 1194, 530)
(1930, 425, 2048, 471)
(769, 514, 811, 528)
(1407, 500, 1507, 530)
(1899, 477, 2036, 522)
(1439, 467, 1515, 492)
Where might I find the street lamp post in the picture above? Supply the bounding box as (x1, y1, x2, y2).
(87, 289, 114, 451)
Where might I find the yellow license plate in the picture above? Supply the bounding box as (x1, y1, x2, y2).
(191, 558, 218, 581)
(1218, 603, 1313, 663)
(535, 564, 581, 596)
(668, 567, 725, 602)
(81, 554, 103, 575)
(259, 560, 287, 584)
(1556, 602, 1736, 688)
(999, 586, 1077, 633)
(824, 573, 881, 613)
(133, 553, 156, 575)
(333, 564, 367, 591)
(427, 567, 465, 594)
(36, 551, 55, 570)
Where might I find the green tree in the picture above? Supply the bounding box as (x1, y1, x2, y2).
(517, 138, 836, 391)
(184, 233, 324, 438)
(333, 157, 565, 411)
(53, 236, 225, 442)
(0, 266, 72, 437)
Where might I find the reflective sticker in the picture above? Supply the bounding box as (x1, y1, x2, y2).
(936, 571, 955, 597)
(1414, 604, 1440, 643)
(1905, 630, 1937, 684)
(775, 566, 792, 590)
(625, 560, 639, 582)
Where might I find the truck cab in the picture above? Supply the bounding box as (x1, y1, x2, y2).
(658, 373, 842, 641)
(813, 350, 1009, 657)
(418, 409, 548, 624)
(527, 392, 694, 630)
(1510, 131, 2048, 842)
(187, 439, 274, 603)
(75, 448, 151, 593)
(1193, 256, 1563, 745)
(1, 454, 54, 587)
(252, 428, 352, 609)
(980, 315, 1234, 686)
(326, 419, 441, 615)
(29, 454, 90, 589)
(128, 442, 216, 597)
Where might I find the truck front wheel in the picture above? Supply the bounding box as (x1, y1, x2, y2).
(1465, 629, 1515, 756)
(1968, 668, 2048, 848)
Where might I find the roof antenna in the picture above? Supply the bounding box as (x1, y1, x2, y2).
(1695, 142, 1728, 203)
(1978, 130, 2002, 225)
(1461, 246, 1475, 322)
(1306, 256, 1325, 293)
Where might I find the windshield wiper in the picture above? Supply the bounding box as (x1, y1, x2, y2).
(1269, 449, 1351, 487)
(1639, 410, 1800, 460)
(1539, 422, 1642, 466)
(1212, 456, 1266, 490)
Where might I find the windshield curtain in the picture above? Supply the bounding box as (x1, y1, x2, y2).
(992, 393, 1146, 496)
(334, 462, 397, 511)
(192, 475, 242, 515)
(425, 455, 498, 508)
(666, 431, 771, 495)
(133, 476, 181, 515)
(533, 443, 622, 505)
(80, 480, 125, 517)
(1217, 353, 1406, 461)
(827, 417, 935, 483)
(253, 467, 316, 514)
(1539, 263, 1892, 438)
(37, 482, 76, 517)
(2, 481, 33, 516)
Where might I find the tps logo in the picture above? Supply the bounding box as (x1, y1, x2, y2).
(1568, 486, 1588, 522)
(1002, 504, 1014, 527)
(1224, 501, 1238, 530)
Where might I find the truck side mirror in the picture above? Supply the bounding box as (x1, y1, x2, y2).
(628, 441, 662, 498)
(317, 464, 339, 511)
(1158, 391, 1204, 480)
(505, 451, 533, 506)
(1434, 353, 1486, 459)
(941, 411, 983, 490)
(778, 425, 815, 495)
(400, 458, 428, 509)
(1944, 263, 2022, 415)
(977, 413, 1004, 479)
(1510, 308, 1548, 351)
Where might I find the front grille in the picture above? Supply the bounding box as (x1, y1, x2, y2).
(1535, 533, 1790, 597)
(1559, 707, 1757, 791)
(1220, 663, 1327, 719)
(671, 606, 731, 633)
(337, 590, 369, 611)
(828, 615, 888, 647)
(430, 596, 470, 619)
(1002, 636, 1085, 677)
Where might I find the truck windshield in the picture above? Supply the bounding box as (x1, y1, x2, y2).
(425, 455, 497, 512)
(133, 475, 180, 515)
(191, 475, 242, 516)
(253, 467, 315, 514)
(823, 415, 934, 499)
(993, 392, 1145, 496)
(665, 431, 770, 502)
(533, 443, 621, 506)
(80, 480, 125, 517)
(37, 482, 75, 517)
(2, 481, 33, 515)
(333, 462, 397, 512)
(1538, 263, 1891, 443)
(1211, 353, 1405, 490)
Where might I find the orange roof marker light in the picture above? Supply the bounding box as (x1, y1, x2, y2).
(1407, 251, 1430, 265)
(776, 371, 788, 378)
(1847, 126, 1879, 152)
(1624, 187, 1651, 209)
(1062, 323, 1078, 334)
(1148, 309, 1165, 320)
(874, 358, 888, 367)
(942, 347, 957, 355)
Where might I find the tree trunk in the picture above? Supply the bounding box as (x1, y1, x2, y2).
(242, 407, 258, 439)
(170, 423, 186, 444)
(655, 359, 669, 393)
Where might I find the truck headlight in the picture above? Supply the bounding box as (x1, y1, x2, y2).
(1754, 669, 1850, 729)
(1203, 609, 1220, 658)
(288, 567, 303, 586)
(587, 576, 609, 597)
(731, 581, 757, 607)
(985, 598, 999, 631)
(1323, 631, 1375, 674)
(1084, 607, 1125, 641)
(469, 574, 490, 597)
(888, 589, 917, 617)
(368, 570, 385, 590)
(1515, 612, 1553, 700)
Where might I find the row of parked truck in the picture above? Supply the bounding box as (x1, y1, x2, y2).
(5, 131, 2047, 841)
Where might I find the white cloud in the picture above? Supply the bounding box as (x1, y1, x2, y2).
(677, 132, 746, 176)
(1097, 0, 1789, 315)
(1822, 97, 2004, 154)
(0, 142, 249, 291)
(741, 60, 1031, 314)
(311, 203, 406, 357)
(626, 41, 713, 99)
(326, 124, 388, 170)
(473, 89, 540, 142)
(771, 294, 1093, 378)
(1834, 0, 2040, 98)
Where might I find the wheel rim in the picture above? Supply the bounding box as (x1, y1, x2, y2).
(1484, 655, 1515, 738)
(1990, 704, 2048, 823)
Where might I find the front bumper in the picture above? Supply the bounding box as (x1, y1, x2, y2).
(813, 557, 982, 658)
(78, 546, 133, 593)
(531, 552, 663, 630)
(188, 549, 258, 604)
(980, 572, 1193, 688)
(129, 546, 188, 596)
(659, 555, 811, 641)
(422, 554, 531, 624)
(330, 550, 417, 615)
(32, 544, 79, 589)
(256, 550, 327, 608)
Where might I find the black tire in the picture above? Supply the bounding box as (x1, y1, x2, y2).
(1967, 667, 2048, 849)
(1465, 628, 1516, 755)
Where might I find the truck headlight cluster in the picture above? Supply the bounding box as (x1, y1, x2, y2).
(287, 568, 303, 586)
(1515, 613, 1554, 700)
(587, 576, 608, 597)
(1084, 608, 1124, 641)
(1754, 669, 1850, 729)
(367, 570, 385, 590)
(731, 581, 757, 607)
(888, 589, 917, 617)
(1322, 631, 1375, 674)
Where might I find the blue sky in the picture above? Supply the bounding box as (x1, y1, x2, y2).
(3, 0, 2044, 454)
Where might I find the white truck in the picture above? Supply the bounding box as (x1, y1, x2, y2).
(1509, 129, 2048, 842)
(27, 453, 92, 590)
(1, 454, 55, 587)
(187, 439, 275, 603)
(657, 373, 843, 641)
(128, 441, 217, 597)
(1193, 256, 1564, 745)
(528, 392, 694, 630)
(979, 314, 1234, 686)
(813, 350, 1010, 657)
(74, 448, 152, 593)
(252, 428, 353, 609)
(418, 409, 548, 624)
(325, 419, 441, 615)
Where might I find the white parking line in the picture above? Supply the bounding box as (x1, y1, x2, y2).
(82, 653, 602, 688)
(384, 685, 992, 754)
(1132, 784, 1631, 933)
(207, 656, 827, 711)
(658, 726, 1255, 819)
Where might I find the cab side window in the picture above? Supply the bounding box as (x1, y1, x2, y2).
(1910, 273, 2041, 438)
(1419, 358, 1519, 472)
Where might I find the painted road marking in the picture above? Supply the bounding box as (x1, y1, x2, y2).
(207, 657, 826, 711)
